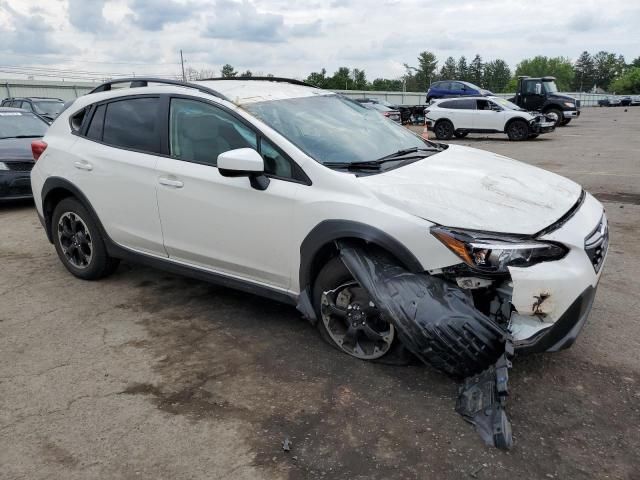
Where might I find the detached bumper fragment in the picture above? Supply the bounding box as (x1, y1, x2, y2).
(456, 341, 514, 449)
(337, 241, 515, 449)
(338, 241, 508, 379)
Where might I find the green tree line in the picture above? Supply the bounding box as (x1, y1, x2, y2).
(217, 51, 640, 94)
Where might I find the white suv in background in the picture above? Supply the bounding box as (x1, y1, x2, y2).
(30, 78, 607, 378)
(426, 96, 556, 141)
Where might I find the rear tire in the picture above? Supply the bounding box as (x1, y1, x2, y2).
(453, 131, 468, 138)
(434, 119, 454, 140)
(506, 119, 529, 141)
(52, 197, 119, 280)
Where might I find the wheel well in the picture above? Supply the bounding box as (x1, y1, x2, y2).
(306, 238, 414, 300)
(42, 187, 75, 242)
(504, 117, 528, 131)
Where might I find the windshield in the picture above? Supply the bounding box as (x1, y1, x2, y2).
(542, 81, 558, 94)
(244, 95, 429, 165)
(0, 112, 47, 139)
(492, 97, 523, 110)
(33, 100, 65, 117)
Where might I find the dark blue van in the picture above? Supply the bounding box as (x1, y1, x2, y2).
(427, 80, 492, 102)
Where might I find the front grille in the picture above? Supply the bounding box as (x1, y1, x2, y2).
(6, 161, 34, 172)
(585, 213, 608, 273)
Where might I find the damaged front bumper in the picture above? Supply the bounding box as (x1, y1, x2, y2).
(508, 193, 607, 353)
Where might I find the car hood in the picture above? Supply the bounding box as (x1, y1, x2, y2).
(359, 145, 582, 235)
(548, 93, 577, 104)
(0, 137, 38, 161)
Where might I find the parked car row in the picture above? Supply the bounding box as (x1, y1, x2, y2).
(597, 95, 640, 107)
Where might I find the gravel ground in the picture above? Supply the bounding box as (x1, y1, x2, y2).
(1, 107, 639, 479)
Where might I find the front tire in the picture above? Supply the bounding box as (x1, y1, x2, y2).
(434, 119, 454, 140)
(313, 257, 396, 361)
(52, 197, 119, 280)
(506, 119, 529, 141)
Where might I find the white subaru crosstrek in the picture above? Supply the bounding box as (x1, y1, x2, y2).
(426, 96, 556, 141)
(30, 78, 607, 375)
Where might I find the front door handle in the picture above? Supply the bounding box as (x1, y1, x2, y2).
(159, 177, 184, 188)
(74, 161, 93, 171)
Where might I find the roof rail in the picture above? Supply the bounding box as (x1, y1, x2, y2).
(88, 77, 230, 101)
(198, 76, 319, 89)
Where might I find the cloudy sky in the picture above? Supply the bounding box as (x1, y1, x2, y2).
(0, 0, 639, 82)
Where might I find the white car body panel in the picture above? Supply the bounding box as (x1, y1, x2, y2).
(31, 80, 606, 349)
(473, 109, 506, 130)
(69, 137, 165, 255)
(155, 156, 300, 289)
(509, 193, 604, 341)
(358, 145, 582, 234)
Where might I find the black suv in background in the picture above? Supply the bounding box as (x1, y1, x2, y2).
(0, 97, 65, 123)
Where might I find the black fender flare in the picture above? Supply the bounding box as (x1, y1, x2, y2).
(41, 177, 107, 244)
(299, 220, 424, 290)
(504, 116, 530, 133)
(296, 220, 424, 321)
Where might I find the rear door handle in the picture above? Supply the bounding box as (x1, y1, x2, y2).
(74, 161, 93, 171)
(158, 177, 184, 188)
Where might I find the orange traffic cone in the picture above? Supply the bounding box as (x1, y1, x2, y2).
(421, 119, 429, 140)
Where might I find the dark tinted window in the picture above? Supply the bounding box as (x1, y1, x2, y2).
(438, 99, 476, 110)
(103, 97, 160, 153)
(477, 99, 491, 110)
(86, 104, 106, 140)
(169, 98, 257, 167)
(260, 137, 293, 178)
(438, 82, 451, 90)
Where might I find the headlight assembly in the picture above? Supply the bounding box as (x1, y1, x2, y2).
(0, 162, 8, 171)
(563, 102, 575, 108)
(431, 226, 567, 273)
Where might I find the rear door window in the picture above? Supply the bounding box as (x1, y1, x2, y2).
(102, 97, 161, 154)
(86, 104, 106, 141)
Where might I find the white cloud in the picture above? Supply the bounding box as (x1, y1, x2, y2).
(0, 0, 638, 81)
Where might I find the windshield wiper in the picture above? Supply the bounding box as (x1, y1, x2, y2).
(323, 147, 442, 171)
(323, 161, 382, 170)
(375, 146, 441, 162)
(0, 135, 42, 139)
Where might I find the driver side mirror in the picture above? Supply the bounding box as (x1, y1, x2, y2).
(218, 148, 270, 191)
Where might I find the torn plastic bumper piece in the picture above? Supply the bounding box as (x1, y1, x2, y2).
(456, 341, 514, 450)
(337, 241, 508, 378)
(337, 241, 515, 449)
